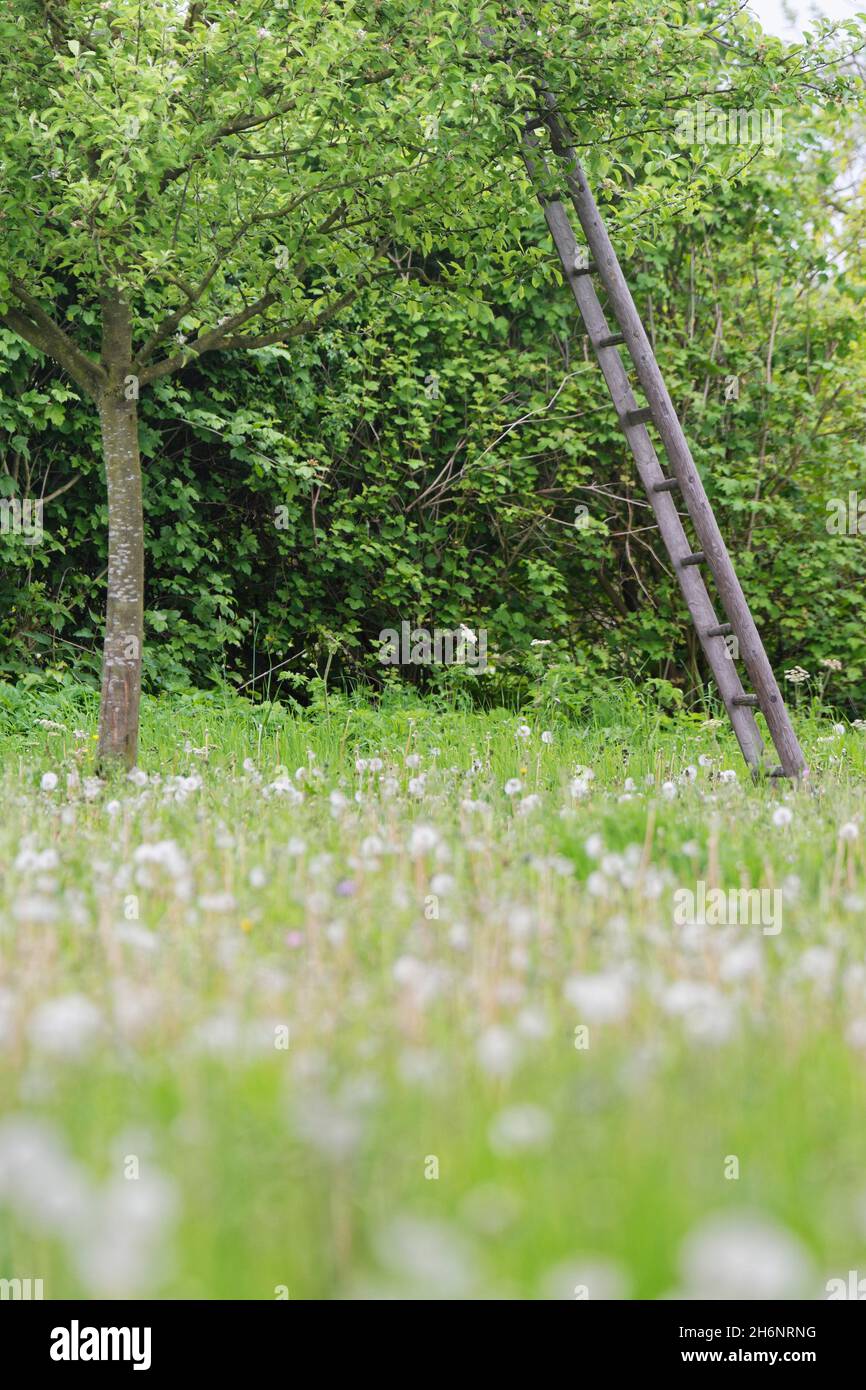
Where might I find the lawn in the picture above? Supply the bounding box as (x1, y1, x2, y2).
(1, 680, 865, 1299)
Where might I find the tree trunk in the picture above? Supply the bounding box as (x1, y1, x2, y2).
(96, 292, 144, 770)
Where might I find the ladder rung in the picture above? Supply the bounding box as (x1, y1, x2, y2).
(733, 694, 760, 707)
(573, 261, 597, 276)
(706, 623, 732, 637)
(597, 333, 625, 348)
(623, 407, 653, 428)
(680, 551, 705, 567)
(653, 477, 679, 493)
(769, 766, 786, 777)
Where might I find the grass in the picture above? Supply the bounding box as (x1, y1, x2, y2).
(1, 679, 865, 1299)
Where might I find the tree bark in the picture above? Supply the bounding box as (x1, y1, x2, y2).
(96, 291, 144, 770)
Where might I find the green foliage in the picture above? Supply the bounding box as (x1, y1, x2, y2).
(0, 2, 864, 710)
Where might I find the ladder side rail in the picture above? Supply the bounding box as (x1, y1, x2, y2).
(542, 105, 806, 778)
(523, 137, 765, 769)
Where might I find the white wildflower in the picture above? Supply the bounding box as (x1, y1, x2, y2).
(564, 973, 629, 1023)
(516, 1006, 552, 1039)
(429, 872, 454, 896)
(198, 892, 237, 914)
(75, 1170, 178, 1297)
(28, 995, 103, 1061)
(14, 846, 59, 873)
(114, 924, 158, 952)
(796, 946, 836, 986)
(679, 1212, 813, 1299)
(408, 824, 439, 856)
(374, 1215, 476, 1298)
(476, 1026, 519, 1078)
(488, 1105, 553, 1156)
(719, 940, 763, 983)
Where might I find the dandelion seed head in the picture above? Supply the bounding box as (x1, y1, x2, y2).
(679, 1211, 813, 1299)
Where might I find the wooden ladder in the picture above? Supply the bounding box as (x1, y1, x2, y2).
(524, 103, 807, 779)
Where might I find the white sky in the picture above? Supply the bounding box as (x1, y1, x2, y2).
(748, 0, 865, 39)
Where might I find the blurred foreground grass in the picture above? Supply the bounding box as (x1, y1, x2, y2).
(1, 682, 865, 1298)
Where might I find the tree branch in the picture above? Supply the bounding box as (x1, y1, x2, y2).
(154, 68, 397, 198)
(137, 287, 360, 386)
(3, 284, 105, 396)
(134, 194, 352, 368)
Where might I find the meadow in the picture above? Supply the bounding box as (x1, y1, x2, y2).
(1, 678, 865, 1300)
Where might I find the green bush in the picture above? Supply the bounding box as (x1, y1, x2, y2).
(2, 110, 864, 715)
